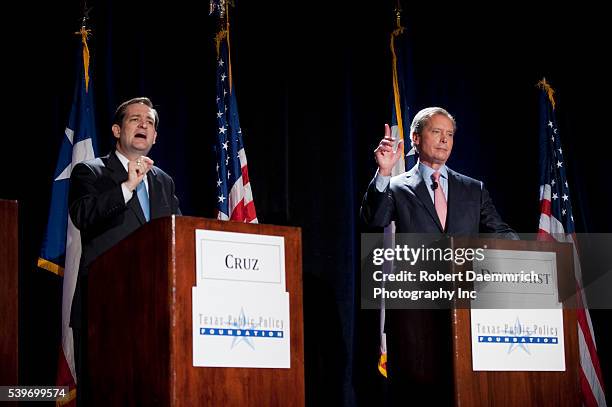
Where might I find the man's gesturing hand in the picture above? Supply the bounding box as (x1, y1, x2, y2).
(125, 156, 154, 191)
(374, 124, 404, 176)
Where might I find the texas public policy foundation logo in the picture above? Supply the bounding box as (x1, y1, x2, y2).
(198, 307, 284, 350)
(477, 317, 560, 355)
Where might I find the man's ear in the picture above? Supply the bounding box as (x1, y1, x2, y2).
(152, 131, 157, 145)
(411, 132, 419, 147)
(111, 124, 121, 140)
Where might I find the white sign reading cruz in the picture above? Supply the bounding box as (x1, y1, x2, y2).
(192, 229, 290, 368)
(195, 229, 286, 289)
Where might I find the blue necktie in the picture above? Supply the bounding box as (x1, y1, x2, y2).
(136, 181, 150, 222)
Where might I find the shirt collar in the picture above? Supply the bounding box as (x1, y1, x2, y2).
(418, 160, 448, 181)
(115, 150, 130, 173)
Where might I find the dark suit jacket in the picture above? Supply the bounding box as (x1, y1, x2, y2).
(361, 164, 517, 237)
(68, 151, 181, 327)
(361, 164, 517, 404)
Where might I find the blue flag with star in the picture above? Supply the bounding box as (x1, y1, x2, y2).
(38, 30, 97, 275)
(40, 27, 99, 404)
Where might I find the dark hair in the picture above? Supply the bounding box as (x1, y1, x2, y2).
(112, 97, 159, 129)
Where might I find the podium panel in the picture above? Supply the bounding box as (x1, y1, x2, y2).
(384, 237, 579, 406)
(87, 216, 304, 406)
(0, 199, 18, 387)
(451, 238, 579, 406)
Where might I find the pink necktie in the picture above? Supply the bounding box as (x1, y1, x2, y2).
(432, 171, 447, 230)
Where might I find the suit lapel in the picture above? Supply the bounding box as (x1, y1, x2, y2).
(105, 152, 129, 185)
(106, 152, 146, 225)
(405, 165, 443, 232)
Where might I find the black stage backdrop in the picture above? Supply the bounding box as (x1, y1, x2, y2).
(3, 1, 611, 405)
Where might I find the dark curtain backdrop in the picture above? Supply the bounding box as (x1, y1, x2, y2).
(4, 1, 611, 406)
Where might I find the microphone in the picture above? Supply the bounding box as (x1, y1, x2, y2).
(432, 181, 439, 190)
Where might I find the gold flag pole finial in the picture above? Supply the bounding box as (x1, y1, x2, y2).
(392, 1, 405, 36)
(213, 0, 235, 92)
(390, 2, 405, 157)
(394, 1, 402, 30)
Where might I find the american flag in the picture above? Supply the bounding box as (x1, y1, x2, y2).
(213, 16, 257, 223)
(537, 78, 606, 407)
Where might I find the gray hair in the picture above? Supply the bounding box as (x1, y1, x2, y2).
(410, 107, 456, 148)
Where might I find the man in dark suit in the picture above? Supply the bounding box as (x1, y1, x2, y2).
(68, 97, 180, 404)
(361, 107, 517, 405)
(361, 106, 516, 237)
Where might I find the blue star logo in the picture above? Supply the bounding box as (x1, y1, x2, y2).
(229, 308, 256, 350)
(505, 317, 532, 355)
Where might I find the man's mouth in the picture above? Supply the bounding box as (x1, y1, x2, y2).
(134, 132, 147, 139)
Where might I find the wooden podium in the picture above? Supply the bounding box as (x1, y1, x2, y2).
(450, 238, 580, 406)
(385, 237, 580, 406)
(0, 199, 18, 387)
(87, 216, 304, 406)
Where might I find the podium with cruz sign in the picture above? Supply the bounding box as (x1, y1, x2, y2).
(86, 216, 304, 406)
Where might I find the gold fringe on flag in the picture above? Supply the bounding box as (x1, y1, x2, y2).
(75, 27, 92, 92)
(56, 388, 76, 406)
(390, 23, 406, 157)
(37, 258, 64, 276)
(537, 78, 556, 111)
(378, 351, 388, 378)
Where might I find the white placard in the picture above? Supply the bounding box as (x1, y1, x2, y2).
(470, 249, 565, 371)
(195, 230, 285, 289)
(192, 285, 290, 368)
(472, 249, 558, 308)
(471, 308, 565, 371)
(192, 229, 290, 368)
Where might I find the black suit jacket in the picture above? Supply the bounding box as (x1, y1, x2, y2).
(361, 164, 517, 237)
(360, 164, 517, 404)
(68, 151, 181, 327)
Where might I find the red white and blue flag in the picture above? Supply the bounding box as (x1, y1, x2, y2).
(537, 78, 606, 407)
(212, 6, 257, 223)
(38, 26, 98, 406)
